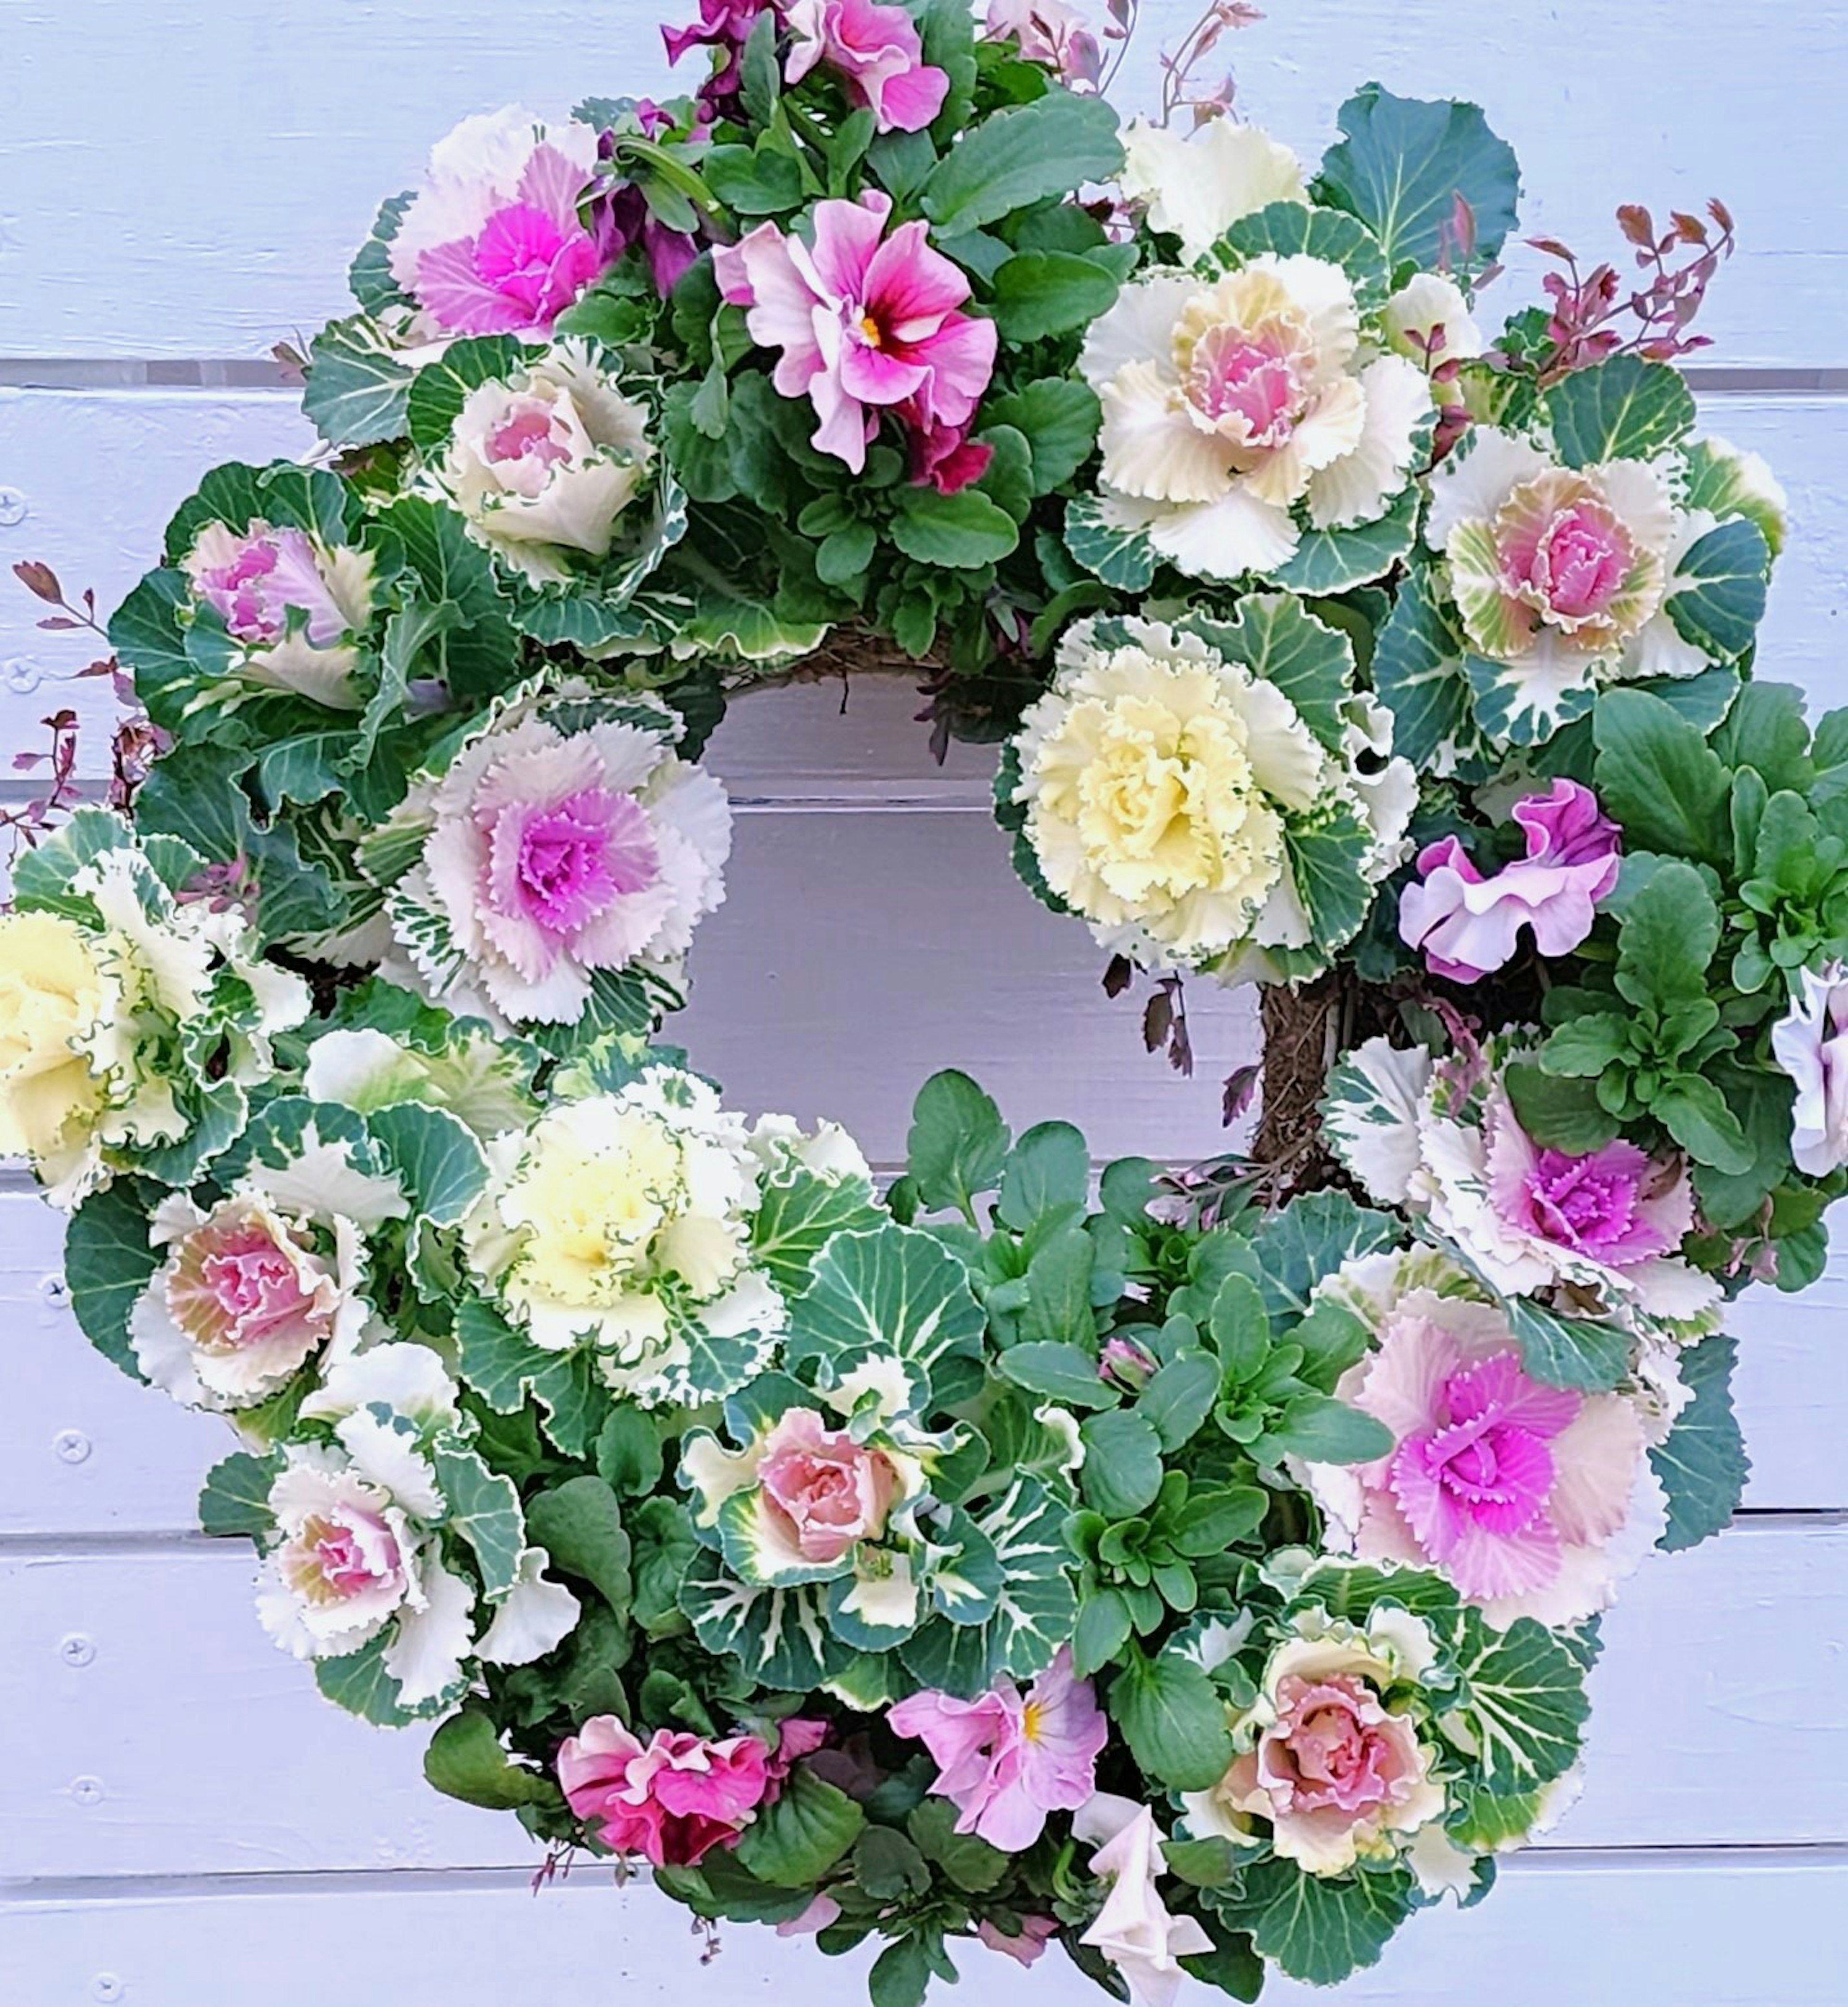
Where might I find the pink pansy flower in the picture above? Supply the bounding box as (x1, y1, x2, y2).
(388, 108, 608, 337)
(908, 411, 995, 495)
(1224, 1672, 1438, 1873)
(757, 1407, 903, 1565)
(1399, 778, 1620, 981)
(129, 1192, 364, 1411)
(1316, 1287, 1658, 1626)
(663, 0, 772, 103)
(715, 191, 997, 474)
(1771, 961, 1848, 1176)
(388, 699, 731, 1028)
(784, 0, 950, 133)
(983, 0, 1102, 86)
(977, 1916, 1061, 1967)
(557, 1716, 773, 1866)
(886, 1646, 1107, 1850)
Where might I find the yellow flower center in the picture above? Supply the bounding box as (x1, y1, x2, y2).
(859, 314, 884, 348)
(503, 1108, 684, 1309)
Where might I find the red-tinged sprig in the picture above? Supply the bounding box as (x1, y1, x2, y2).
(1104, 956, 1194, 1075)
(1523, 197, 1736, 385)
(1156, 0, 1263, 128)
(13, 558, 109, 640)
(1, 708, 82, 860)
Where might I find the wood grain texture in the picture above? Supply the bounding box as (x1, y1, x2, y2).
(1, 1, 1845, 364)
(4, 393, 1843, 777)
(6, 1853, 1846, 2007)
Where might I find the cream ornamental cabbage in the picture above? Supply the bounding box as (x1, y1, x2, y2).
(467, 1067, 869, 1403)
(1423, 426, 1721, 744)
(1008, 615, 1414, 974)
(1078, 255, 1431, 582)
(1118, 116, 1308, 265)
(429, 341, 656, 584)
(0, 912, 105, 1175)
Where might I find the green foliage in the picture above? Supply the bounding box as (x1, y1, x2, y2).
(1650, 1336, 1749, 1550)
(1316, 84, 1520, 268)
(1544, 354, 1697, 468)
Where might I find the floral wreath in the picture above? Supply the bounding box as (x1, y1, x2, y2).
(7, 0, 1823, 1996)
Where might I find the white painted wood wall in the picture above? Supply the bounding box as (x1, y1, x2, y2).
(2, 4, 1845, 2001)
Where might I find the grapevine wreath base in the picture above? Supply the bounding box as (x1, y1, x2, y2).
(6, 1, 1832, 1999)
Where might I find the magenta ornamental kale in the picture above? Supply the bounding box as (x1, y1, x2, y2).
(21, 2, 1830, 2000)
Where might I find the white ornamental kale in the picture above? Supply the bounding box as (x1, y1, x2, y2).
(1077, 247, 1431, 582)
(466, 1063, 871, 1404)
(1004, 611, 1414, 979)
(1323, 1033, 1723, 1338)
(252, 1344, 578, 1708)
(368, 680, 730, 1029)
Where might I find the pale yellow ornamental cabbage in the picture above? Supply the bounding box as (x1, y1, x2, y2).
(1013, 618, 1319, 967)
(0, 912, 104, 1165)
(1079, 255, 1430, 582)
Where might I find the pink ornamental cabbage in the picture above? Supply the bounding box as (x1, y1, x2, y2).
(1224, 1671, 1435, 1871)
(1399, 778, 1620, 981)
(392, 706, 731, 1027)
(886, 1646, 1106, 1850)
(715, 191, 997, 474)
(1489, 1125, 1686, 1272)
(388, 108, 608, 337)
(191, 525, 349, 648)
(1324, 1291, 1654, 1625)
(756, 1406, 903, 1564)
(784, 0, 950, 133)
(557, 1717, 773, 1866)
(130, 1194, 351, 1410)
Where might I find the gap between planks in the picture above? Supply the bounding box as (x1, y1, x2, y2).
(11, 1842, 1848, 1908)
(6, 361, 1848, 395)
(2, 1508, 1841, 1560)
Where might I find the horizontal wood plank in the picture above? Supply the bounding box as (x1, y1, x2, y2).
(3, 392, 1843, 782)
(0, 1524, 1843, 1880)
(0, 2, 1843, 366)
(5, 1849, 1846, 2007)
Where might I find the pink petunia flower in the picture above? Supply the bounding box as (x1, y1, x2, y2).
(886, 1646, 1106, 1850)
(388, 108, 608, 337)
(1399, 777, 1620, 982)
(557, 1717, 773, 1866)
(977, 1916, 1061, 1967)
(1318, 1288, 1658, 1626)
(784, 0, 950, 133)
(715, 191, 997, 474)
